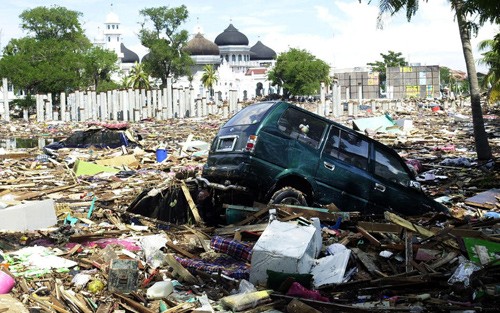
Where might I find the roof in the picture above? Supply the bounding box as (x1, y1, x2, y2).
(250, 41, 277, 60)
(120, 43, 139, 63)
(184, 33, 220, 56)
(246, 68, 267, 75)
(214, 24, 249, 46)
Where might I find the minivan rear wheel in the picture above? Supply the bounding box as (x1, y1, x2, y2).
(269, 187, 307, 206)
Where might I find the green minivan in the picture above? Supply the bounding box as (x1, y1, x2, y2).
(200, 101, 449, 217)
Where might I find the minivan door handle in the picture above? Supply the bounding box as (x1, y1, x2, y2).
(323, 161, 335, 171)
(374, 183, 386, 192)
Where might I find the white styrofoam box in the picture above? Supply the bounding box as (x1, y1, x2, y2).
(0, 199, 57, 231)
(249, 220, 320, 286)
(311, 249, 351, 288)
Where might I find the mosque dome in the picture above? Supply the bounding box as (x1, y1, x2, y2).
(250, 41, 277, 60)
(105, 12, 120, 24)
(214, 24, 249, 46)
(120, 43, 139, 63)
(184, 33, 220, 56)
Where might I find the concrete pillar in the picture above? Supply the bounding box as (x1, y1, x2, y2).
(320, 81, 326, 116)
(189, 87, 196, 117)
(36, 94, 43, 122)
(347, 102, 353, 116)
(196, 98, 202, 117)
(60, 92, 66, 122)
(46, 93, 53, 121)
(101, 92, 107, 121)
(2, 78, 10, 121)
(202, 97, 207, 117)
(166, 78, 173, 119)
(358, 83, 363, 106)
(172, 87, 180, 118)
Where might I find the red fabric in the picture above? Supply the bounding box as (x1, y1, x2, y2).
(286, 282, 329, 302)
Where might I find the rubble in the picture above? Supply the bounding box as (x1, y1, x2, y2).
(0, 100, 499, 312)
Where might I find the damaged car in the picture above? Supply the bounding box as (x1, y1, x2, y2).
(199, 101, 449, 218)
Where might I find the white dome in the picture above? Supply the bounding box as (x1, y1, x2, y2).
(106, 12, 119, 24)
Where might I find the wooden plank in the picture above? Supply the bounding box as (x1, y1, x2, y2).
(234, 206, 269, 226)
(287, 298, 322, 313)
(384, 212, 459, 249)
(356, 226, 381, 247)
(181, 181, 202, 224)
(164, 254, 197, 285)
(274, 204, 357, 221)
(215, 223, 268, 236)
(405, 229, 414, 273)
(165, 241, 196, 259)
(351, 247, 382, 275)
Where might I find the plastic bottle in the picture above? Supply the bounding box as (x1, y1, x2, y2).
(146, 280, 174, 299)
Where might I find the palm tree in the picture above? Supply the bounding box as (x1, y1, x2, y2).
(478, 36, 500, 103)
(125, 62, 151, 90)
(370, 0, 492, 161)
(201, 64, 218, 97)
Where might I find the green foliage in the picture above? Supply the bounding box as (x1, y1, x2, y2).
(0, 6, 91, 97)
(267, 48, 330, 99)
(123, 62, 151, 90)
(478, 34, 500, 102)
(367, 50, 407, 91)
(440, 66, 451, 86)
(201, 64, 218, 94)
(82, 46, 119, 92)
(138, 5, 193, 87)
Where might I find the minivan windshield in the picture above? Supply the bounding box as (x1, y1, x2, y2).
(224, 102, 275, 127)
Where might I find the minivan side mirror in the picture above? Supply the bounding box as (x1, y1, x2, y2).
(409, 180, 421, 190)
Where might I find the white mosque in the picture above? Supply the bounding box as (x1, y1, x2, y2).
(95, 9, 278, 101)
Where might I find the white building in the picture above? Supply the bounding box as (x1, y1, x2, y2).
(182, 23, 278, 101)
(94, 10, 140, 80)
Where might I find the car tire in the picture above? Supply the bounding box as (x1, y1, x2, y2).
(269, 187, 307, 206)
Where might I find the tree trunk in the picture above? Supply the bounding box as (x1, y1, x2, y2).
(453, 0, 492, 161)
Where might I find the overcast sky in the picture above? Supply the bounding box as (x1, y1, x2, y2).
(1, 0, 498, 73)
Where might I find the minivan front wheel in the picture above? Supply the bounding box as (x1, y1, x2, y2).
(269, 187, 307, 206)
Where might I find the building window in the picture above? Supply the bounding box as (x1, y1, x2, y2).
(108, 36, 111, 42)
(225, 55, 229, 62)
(117, 37, 119, 42)
(107, 25, 110, 29)
(232, 55, 236, 62)
(238, 55, 242, 62)
(116, 25, 119, 29)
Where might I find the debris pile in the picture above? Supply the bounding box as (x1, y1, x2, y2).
(0, 100, 499, 312)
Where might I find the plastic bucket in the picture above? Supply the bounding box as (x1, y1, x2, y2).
(0, 270, 15, 294)
(156, 149, 167, 162)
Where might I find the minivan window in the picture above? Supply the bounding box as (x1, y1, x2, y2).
(325, 127, 369, 170)
(374, 148, 411, 186)
(278, 108, 327, 149)
(224, 102, 274, 127)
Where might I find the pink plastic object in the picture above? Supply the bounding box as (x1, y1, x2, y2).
(0, 271, 15, 294)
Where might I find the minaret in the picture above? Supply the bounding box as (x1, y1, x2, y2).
(103, 4, 122, 58)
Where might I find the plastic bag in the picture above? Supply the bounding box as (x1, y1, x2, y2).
(448, 260, 481, 287)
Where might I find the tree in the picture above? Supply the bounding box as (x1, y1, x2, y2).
(366, 0, 494, 161)
(0, 6, 91, 98)
(124, 62, 151, 90)
(367, 50, 407, 92)
(478, 34, 500, 103)
(201, 64, 218, 96)
(138, 6, 193, 88)
(268, 48, 330, 99)
(83, 46, 119, 92)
